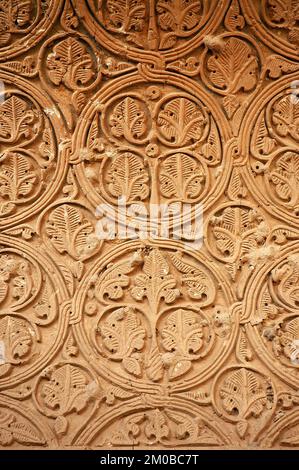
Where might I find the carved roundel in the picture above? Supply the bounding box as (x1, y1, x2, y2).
(74, 0, 227, 63)
(0, 0, 64, 60)
(0, 72, 67, 229)
(73, 71, 230, 218)
(38, 32, 101, 93)
(72, 240, 236, 394)
(33, 361, 98, 428)
(0, 235, 69, 389)
(212, 365, 276, 441)
(242, 76, 299, 228)
(242, 0, 299, 60)
(243, 244, 299, 389)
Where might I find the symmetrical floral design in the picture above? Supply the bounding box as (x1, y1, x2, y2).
(74, 79, 223, 215)
(213, 367, 275, 440)
(74, 244, 233, 388)
(0, 0, 299, 451)
(0, 95, 39, 145)
(46, 37, 96, 90)
(85, 0, 211, 53)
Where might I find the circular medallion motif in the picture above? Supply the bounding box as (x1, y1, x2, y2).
(73, 241, 236, 394)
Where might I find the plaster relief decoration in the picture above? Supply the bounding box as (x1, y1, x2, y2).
(0, 0, 298, 450)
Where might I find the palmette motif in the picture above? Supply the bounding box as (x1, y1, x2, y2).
(0, 0, 298, 449)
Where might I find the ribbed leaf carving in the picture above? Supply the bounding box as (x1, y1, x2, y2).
(46, 38, 95, 89)
(207, 38, 258, 93)
(46, 204, 97, 260)
(106, 152, 149, 202)
(41, 364, 89, 415)
(109, 97, 147, 143)
(0, 152, 37, 201)
(157, 98, 205, 145)
(0, 96, 37, 143)
(159, 153, 205, 200)
(97, 306, 146, 377)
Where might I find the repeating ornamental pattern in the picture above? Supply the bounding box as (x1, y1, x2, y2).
(0, 0, 299, 450)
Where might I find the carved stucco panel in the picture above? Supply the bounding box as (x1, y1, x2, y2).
(0, 0, 298, 449)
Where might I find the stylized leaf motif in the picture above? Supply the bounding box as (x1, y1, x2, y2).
(0, 316, 34, 364)
(236, 328, 253, 363)
(46, 204, 97, 260)
(227, 168, 247, 200)
(272, 317, 299, 363)
(219, 368, 268, 420)
(109, 97, 147, 143)
(95, 255, 141, 302)
(109, 407, 222, 446)
(72, 91, 86, 114)
(0, 96, 37, 143)
(166, 56, 200, 76)
(0, 408, 44, 446)
(32, 279, 56, 323)
(157, 0, 202, 34)
(270, 152, 299, 206)
(161, 309, 206, 356)
(265, 0, 299, 33)
(46, 37, 95, 89)
(110, 408, 225, 446)
(144, 409, 169, 441)
(131, 249, 180, 312)
(160, 308, 210, 380)
(207, 38, 258, 93)
(168, 359, 192, 380)
(272, 96, 299, 140)
(11, 0, 32, 27)
(210, 207, 264, 263)
(0, 152, 37, 201)
(102, 56, 135, 77)
(63, 331, 78, 359)
(159, 32, 177, 50)
(0, 254, 20, 305)
(199, 119, 221, 165)
(41, 364, 89, 415)
(254, 285, 280, 325)
(264, 54, 299, 79)
(0, 0, 33, 48)
(60, 0, 79, 30)
(106, 152, 149, 202)
(87, 113, 105, 153)
(252, 112, 276, 157)
(266, 0, 288, 23)
(98, 307, 146, 377)
(224, 0, 245, 31)
(0, 56, 36, 77)
(271, 258, 299, 309)
(106, 0, 146, 33)
(165, 308, 211, 379)
(222, 94, 240, 119)
(170, 252, 216, 304)
(284, 317, 299, 340)
(11, 260, 33, 304)
(157, 97, 205, 145)
(159, 153, 205, 200)
(104, 385, 136, 405)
